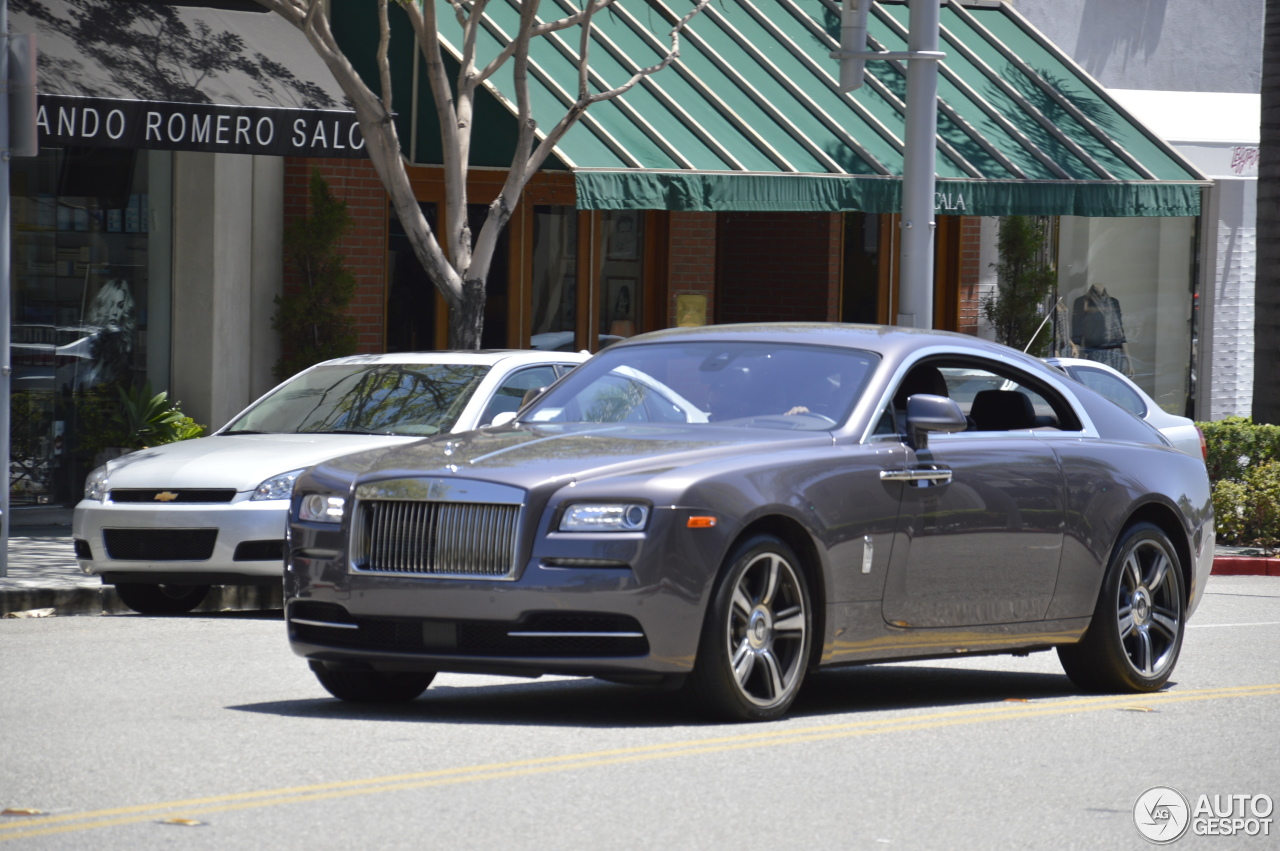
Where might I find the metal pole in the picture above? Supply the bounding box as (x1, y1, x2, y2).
(1, 0, 11, 576)
(897, 0, 943, 330)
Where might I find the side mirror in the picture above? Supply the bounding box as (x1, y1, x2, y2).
(490, 411, 518, 427)
(905, 394, 967, 450)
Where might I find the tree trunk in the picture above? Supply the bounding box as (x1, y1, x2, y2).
(1256, 0, 1280, 423)
(448, 278, 487, 350)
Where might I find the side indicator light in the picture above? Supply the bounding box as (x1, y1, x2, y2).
(687, 516, 717, 528)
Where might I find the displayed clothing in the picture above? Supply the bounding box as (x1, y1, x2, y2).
(1071, 285, 1129, 373)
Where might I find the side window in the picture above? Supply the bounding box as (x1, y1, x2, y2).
(1069, 366, 1146, 417)
(933, 364, 1072, 432)
(481, 366, 559, 425)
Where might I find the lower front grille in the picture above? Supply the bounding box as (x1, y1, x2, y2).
(103, 528, 217, 561)
(233, 540, 285, 562)
(289, 605, 648, 658)
(354, 500, 520, 577)
(109, 489, 237, 504)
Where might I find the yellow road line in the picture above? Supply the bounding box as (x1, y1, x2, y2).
(4, 683, 1279, 841)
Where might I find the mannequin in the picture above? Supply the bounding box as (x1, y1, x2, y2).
(1071, 284, 1131, 374)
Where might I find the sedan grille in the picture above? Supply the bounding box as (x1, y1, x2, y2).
(109, 489, 237, 504)
(103, 528, 217, 561)
(354, 500, 519, 577)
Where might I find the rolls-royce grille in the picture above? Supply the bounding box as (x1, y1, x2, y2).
(103, 528, 218, 561)
(354, 500, 519, 577)
(110, 489, 237, 504)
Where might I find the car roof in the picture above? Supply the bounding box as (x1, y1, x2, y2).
(310, 349, 590, 368)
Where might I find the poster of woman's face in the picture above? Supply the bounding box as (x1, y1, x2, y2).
(82, 277, 136, 388)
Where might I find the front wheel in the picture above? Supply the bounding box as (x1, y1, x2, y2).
(685, 534, 813, 722)
(1058, 522, 1186, 693)
(310, 661, 435, 703)
(114, 582, 210, 615)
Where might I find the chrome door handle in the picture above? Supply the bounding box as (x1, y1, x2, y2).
(880, 467, 953, 484)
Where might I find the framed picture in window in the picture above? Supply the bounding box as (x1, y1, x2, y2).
(607, 210, 640, 260)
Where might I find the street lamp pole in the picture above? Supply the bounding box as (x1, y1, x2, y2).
(897, 0, 943, 329)
(831, 0, 945, 330)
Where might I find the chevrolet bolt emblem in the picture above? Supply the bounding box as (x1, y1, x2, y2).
(154, 491, 179, 502)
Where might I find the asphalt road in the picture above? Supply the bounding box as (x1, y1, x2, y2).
(2, 575, 1278, 849)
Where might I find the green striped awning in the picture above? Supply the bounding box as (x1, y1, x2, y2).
(355, 0, 1208, 217)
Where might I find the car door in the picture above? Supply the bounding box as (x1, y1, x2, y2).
(881, 361, 1067, 628)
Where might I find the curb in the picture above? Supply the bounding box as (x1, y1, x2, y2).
(1, 584, 283, 618)
(1212, 556, 1280, 577)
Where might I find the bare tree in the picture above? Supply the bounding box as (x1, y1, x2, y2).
(256, 0, 710, 349)
(1258, 0, 1280, 423)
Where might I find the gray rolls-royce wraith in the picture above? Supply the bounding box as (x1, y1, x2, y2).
(285, 324, 1214, 722)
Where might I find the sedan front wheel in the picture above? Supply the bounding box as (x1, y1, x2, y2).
(1058, 522, 1185, 693)
(114, 582, 210, 615)
(686, 534, 812, 722)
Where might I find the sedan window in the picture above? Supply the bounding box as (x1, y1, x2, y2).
(224, 364, 489, 436)
(1065, 365, 1147, 417)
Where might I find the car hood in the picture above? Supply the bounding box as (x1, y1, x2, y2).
(315, 423, 832, 491)
(98, 433, 419, 491)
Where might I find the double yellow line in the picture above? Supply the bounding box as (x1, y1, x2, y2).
(4, 683, 1279, 841)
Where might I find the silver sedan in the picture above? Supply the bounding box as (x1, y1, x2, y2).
(73, 350, 585, 613)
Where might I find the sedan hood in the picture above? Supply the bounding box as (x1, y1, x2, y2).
(316, 423, 832, 490)
(99, 434, 418, 491)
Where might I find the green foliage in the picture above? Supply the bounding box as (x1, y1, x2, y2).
(75, 382, 205, 455)
(981, 216, 1057, 356)
(1199, 417, 1280, 549)
(272, 169, 358, 380)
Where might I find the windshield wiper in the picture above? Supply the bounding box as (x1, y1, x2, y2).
(221, 429, 268, 435)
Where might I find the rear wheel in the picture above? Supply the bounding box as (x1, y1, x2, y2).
(114, 582, 210, 615)
(685, 534, 812, 722)
(310, 661, 435, 703)
(1058, 522, 1185, 692)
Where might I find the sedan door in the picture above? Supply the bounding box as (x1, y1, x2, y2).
(881, 363, 1068, 628)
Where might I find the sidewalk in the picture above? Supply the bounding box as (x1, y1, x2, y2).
(2, 526, 282, 617)
(3, 527, 1277, 618)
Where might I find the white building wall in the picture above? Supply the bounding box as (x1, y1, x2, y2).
(171, 152, 283, 432)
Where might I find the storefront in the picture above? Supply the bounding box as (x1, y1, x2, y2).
(341, 0, 1206, 417)
(7, 0, 365, 511)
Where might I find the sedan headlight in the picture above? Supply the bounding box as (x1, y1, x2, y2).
(84, 465, 109, 502)
(252, 469, 305, 501)
(559, 503, 650, 532)
(299, 494, 346, 524)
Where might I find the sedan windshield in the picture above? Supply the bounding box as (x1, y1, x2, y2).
(222, 363, 489, 436)
(524, 341, 877, 430)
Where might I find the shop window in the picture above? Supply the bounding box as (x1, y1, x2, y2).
(386, 203, 438, 352)
(1055, 216, 1196, 415)
(599, 210, 644, 345)
(529, 205, 578, 352)
(9, 147, 170, 507)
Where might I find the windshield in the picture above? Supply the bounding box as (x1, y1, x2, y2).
(523, 341, 877, 430)
(223, 363, 489, 436)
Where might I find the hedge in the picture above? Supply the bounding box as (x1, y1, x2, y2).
(1200, 417, 1280, 549)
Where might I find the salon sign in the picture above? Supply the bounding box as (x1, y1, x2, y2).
(37, 94, 368, 159)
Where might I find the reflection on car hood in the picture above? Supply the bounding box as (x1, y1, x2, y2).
(100, 433, 419, 491)
(317, 423, 830, 489)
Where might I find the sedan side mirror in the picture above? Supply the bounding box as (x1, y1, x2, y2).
(906, 394, 968, 450)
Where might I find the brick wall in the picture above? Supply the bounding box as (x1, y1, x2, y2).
(957, 215, 982, 334)
(283, 158, 389, 353)
(666, 211, 717, 326)
(716, 212, 842, 324)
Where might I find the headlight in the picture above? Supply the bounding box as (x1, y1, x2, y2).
(559, 503, 650, 532)
(299, 494, 346, 524)
(252, 469, 305, 501)
(84, 465, 109, 502)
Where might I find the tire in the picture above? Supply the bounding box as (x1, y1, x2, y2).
(1058, 522, 1186, 693)
(685, 534, 813, 722)
(114, 582, 210, 615)
(310, 661, 435, 703)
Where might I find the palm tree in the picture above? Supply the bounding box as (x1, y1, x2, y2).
(1256, 0, 1280, 423)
